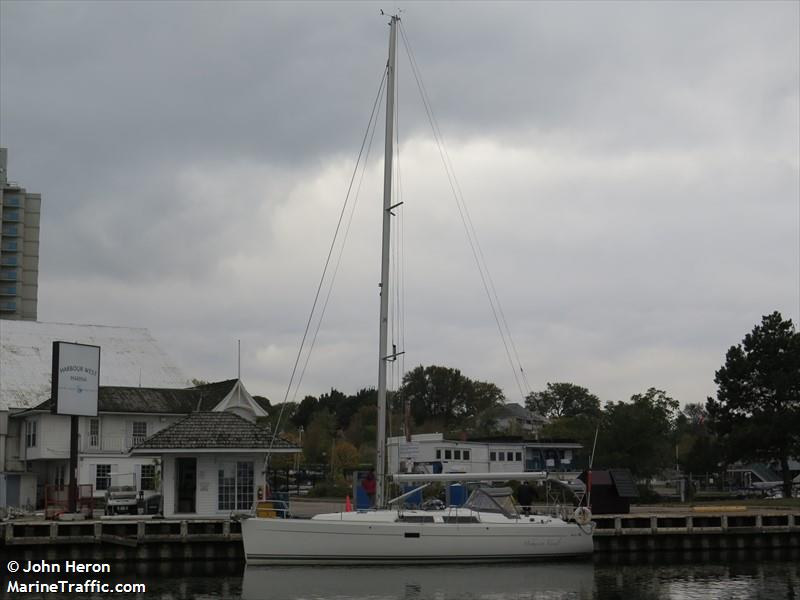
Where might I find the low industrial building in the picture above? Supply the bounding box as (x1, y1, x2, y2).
(387, 432, 583, 477)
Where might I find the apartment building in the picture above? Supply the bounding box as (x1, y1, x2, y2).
(0, 148, 41, 320)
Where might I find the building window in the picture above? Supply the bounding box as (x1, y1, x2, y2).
(515, 452, 522, 462)
(444, 449, 452, 460)
(96, 464, 111, 491)
(236, 462, 254, 510)
(463, 450, 470, 461)
(498, 452, 505, 462)
(490, 452, 496, 461)
(141, 464, 156, 491)
(453, 449, 461, 460)
(435, 449, 441, 459)
(507, 452, 514, 461)
(25, 420, 36, 448)
(132, 422, 147, 446)
(218, 461, 254, 511)
(89, 418, 100, 448)
(55, 465, 66, 491)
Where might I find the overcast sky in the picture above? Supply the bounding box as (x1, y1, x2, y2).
(2, 1, 798, 410)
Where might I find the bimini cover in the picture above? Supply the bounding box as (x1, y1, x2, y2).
(464, 487, 518, 517)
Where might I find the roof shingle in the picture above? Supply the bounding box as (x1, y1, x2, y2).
(20, 379, 270, 415)
(132, 412, 297, 451)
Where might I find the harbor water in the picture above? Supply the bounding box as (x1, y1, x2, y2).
(2, 549, 797, 600)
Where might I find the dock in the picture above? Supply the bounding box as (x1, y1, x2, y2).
(592, 510, 800, 552)
(1, 519, 243, 562)
(1, 507, 798, 561)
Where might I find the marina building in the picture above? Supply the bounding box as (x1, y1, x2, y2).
(8, 379, 298, 517)
(387, 432, 583, 477)
(0, 148, 41, 321)
(0, 320, 190, 510)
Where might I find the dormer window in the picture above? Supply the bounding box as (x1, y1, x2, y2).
(25, 420, 37, 448)
(89, 418, 100, 448)
(132, 422, 147, 446)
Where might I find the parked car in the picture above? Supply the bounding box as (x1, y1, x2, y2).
(104, 473, 138, 515)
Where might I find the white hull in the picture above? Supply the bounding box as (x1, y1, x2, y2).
(242, 510, 593, 565)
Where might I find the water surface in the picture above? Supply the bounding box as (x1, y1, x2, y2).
(2, 549, 797, 599)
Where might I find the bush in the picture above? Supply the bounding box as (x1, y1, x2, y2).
(307, 479, 351, 498)
(637, 483, 662, 503)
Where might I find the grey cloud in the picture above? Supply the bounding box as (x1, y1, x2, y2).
(3, 1, 797, 406)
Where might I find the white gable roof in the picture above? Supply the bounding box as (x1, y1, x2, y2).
(0, 320, 189, 410)
(212, 379, 268, 421)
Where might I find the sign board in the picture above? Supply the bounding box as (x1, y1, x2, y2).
(51, 341, 100, 416)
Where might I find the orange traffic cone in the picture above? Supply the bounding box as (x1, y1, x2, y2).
(345, 495, 352, 512)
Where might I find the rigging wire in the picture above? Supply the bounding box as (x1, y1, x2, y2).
(398, 21, 532, 402)
(292, 72, 386, 405)
(267, 67, 389, 451)
(391, 48, 404, 402)
(392, 51, 408, 432)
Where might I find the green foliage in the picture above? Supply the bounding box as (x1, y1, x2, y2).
(636, 483, 662, 503)
(259, 401, 296, 434)
(526, 382, 601, 419)
(466, 404, 506, 437)
(292, 395, 319, 429)
(707, 311, 800, 497)
(303, 410, 336, 464)
(331, 440, 360, 475)
(540, 415, 598, 457)
(344, 404, 377, 448)
(252, 395, 271, 410)
(673, 403, 720, 475)
(595, 388, 679, 479)
(307, 479, 351, 498)
(399, 365, 505, 429)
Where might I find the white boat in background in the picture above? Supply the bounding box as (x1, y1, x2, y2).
(241, 14, 594, 565)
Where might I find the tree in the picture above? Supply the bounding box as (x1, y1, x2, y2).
(344, 404, 377, 448)
(253, 395, 272, 415)
(596, 388, 679, 479)
(526, 382, 601, 419)
(673, 403, 721, 479)
(331, 441, 360, 476)
(398, 365, 504, 430)
(707, 312, 800, 497)
(329, 387, 376, 431)
(539, 415, 598, 460)
(259, 400, 295, 433)
(302, 410, 336, 465)
(291, 395, 319, 430)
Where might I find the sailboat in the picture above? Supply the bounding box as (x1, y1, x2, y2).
(241, 15, 594, 565)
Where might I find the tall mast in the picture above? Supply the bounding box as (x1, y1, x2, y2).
(376, 14, 398, 509)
